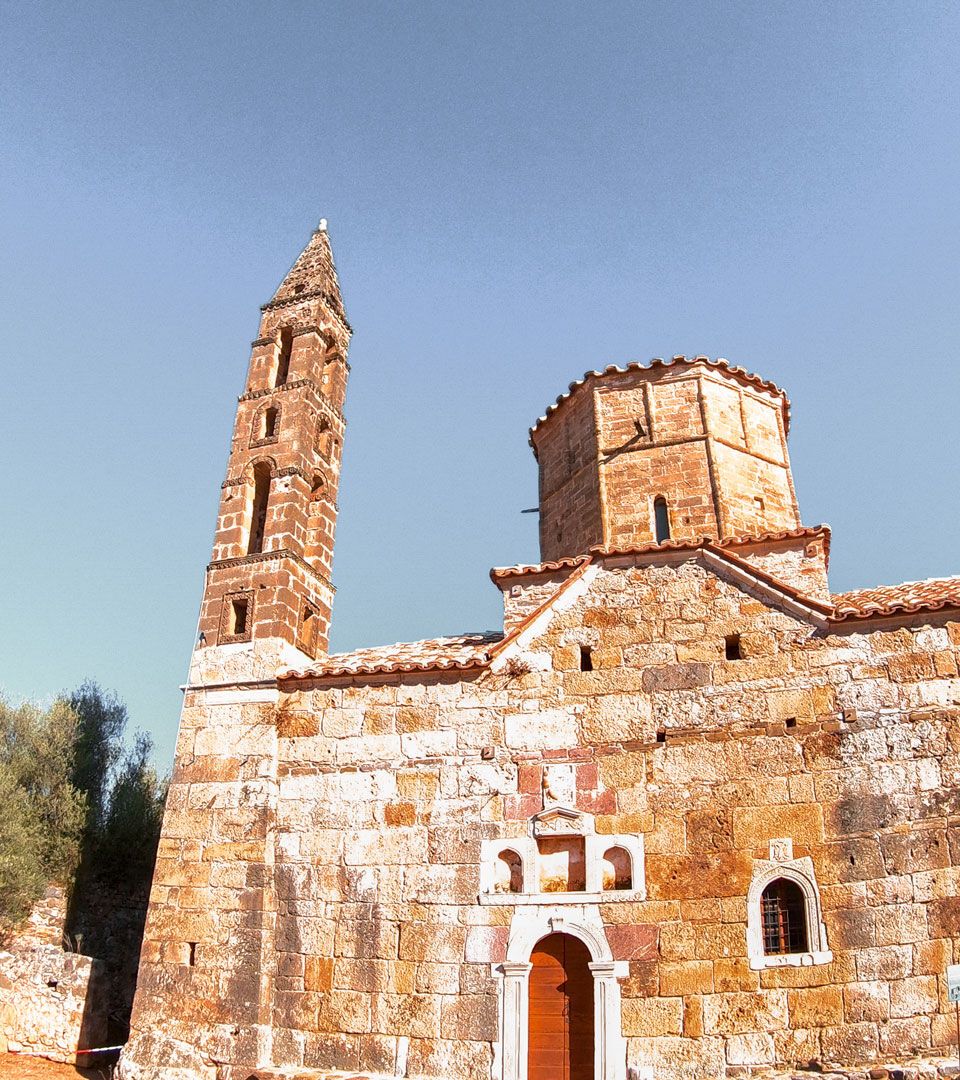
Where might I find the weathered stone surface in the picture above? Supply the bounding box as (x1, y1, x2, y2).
(119, 233, 960, 1080)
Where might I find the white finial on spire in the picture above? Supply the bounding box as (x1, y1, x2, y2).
(317, 218, 328, 232)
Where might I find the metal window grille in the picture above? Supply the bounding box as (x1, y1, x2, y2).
(760, 879, 808, 955)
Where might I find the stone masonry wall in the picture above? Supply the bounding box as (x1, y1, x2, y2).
(125, 554, 960, 1080)
(0, 886, 109, 1063)
(534, 362, 800, 560)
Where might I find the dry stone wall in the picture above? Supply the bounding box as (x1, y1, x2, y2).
(0, 886, 109, 1063)
(125, 552, 960, 1080)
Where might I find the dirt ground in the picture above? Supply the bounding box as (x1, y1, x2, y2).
(0, 1054, 111, 1079)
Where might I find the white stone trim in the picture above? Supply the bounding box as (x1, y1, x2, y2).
(746, 855, 832, 970)
(491, 909, 628, 1080)
(479, 833, 645, 903)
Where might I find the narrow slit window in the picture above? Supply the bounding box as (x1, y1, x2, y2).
(725, 634, 742, 661)
(248, 463, 271, 555)
(654, 497, 671, 542)
(263, 406, 279, 439)
(231, 598, 249, 637)
(274, 328, 292, 387)
(579, 645, 593, 672)
(187, 942, 197, 967)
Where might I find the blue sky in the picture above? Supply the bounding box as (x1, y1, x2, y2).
(2, 1, 959, 765)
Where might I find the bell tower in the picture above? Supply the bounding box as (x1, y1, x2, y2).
(196, 220, 350, 660)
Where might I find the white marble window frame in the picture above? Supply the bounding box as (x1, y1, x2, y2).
(746, 855, 833, 970)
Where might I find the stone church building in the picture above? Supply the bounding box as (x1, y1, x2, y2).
(121, 226, 960, 1080)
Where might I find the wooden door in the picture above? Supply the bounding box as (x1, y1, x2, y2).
(528, 933, 594, 1080)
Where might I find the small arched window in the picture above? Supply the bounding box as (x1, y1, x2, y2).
(274, 328, 293, 387)
(247, 463, 272, 555)
(262, 406, 279, 440)
(761, 878, 808, 955)
(316, 416, 334, 460)
(601, 847, 632, 891)
(654, 497, 671, 543)
(494, 849, 524, 894)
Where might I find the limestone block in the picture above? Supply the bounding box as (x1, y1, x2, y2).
(621, 994, 683, 1037)
(819, 1021, 879, 1065)
(398, 923, 466, 965)
(889, 975, 938, 1018)
(415, 962, 460, 995)
(788, 985, 844, 1027)
(725, 1031, 775, 1065)
(504, 709, 579, 749)
(878, 1015, 932, 1057)
(730, 802, 823, 849)
(371, 992, 440, 1038)
(701, 990, 788, 1035)
(843, 981, 890, 1023)
(315, 989, 371, 1034)
(855, 944, 914, 981)
(439, 993, 497, 1040)
(772, 1025, 822, 1065)
(404, 1036, 490, 1080)
(629, 1033, 726, 1080)
(659, 960, 714, 996)
(874, 903, 929, 946)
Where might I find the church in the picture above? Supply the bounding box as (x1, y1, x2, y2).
(120, 224, 960, 1080)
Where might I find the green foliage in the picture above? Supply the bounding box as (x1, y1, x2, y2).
(94, 731, 167, 885)
(0, 683, 169, 938)
(69, 680, 128, 834)
(0, 699, 86, 937)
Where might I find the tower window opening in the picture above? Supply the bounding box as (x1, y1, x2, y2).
(263, 407, 279, 440)
(754, 495, 766, 512)
(725, 634, 742, 661)
(187, 942, 197, 967)
(230, 598, 249, 637)
(298, 601, 321, 658)
(579, 645, 593, 672)
(248, 464, 271, 555)
(654, 496, 671, 543)
(761, 878, 809, 955)
(274, 328, 292, 387)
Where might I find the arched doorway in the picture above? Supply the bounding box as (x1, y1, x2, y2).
(528, 933, 595, 1080)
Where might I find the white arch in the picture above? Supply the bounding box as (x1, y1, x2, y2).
(506, 911, 613, 964)
(494, 910, 626, 1080)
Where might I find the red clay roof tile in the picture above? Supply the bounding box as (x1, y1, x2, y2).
(529, 356, 792, 441)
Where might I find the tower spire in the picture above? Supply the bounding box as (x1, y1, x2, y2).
(264, 218, 349, 327)
(194, 221, 352, 661)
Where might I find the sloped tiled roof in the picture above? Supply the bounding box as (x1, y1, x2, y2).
(529, 356, 791, 441)
(281, 632, 503, 680)
(832, 576, 960, 621)
(491, 527, 830, 580)
(280, 552, 960, 684)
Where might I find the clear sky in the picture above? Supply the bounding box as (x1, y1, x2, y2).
(2, 1, 959, 766)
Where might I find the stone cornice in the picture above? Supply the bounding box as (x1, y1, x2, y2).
(260, 289, 353, 334)
(237, 379, 346, 424)
(207, 548, 334, 592)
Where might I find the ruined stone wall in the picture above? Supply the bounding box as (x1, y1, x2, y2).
(125, 556, 960, 1080)
(0, 886, 109, 1063)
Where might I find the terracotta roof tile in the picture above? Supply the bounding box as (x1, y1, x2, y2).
(529, 356, 791, 441)
(280, 632, 503, 680)
(831, 576, 960, 620)
(492, 527, 829, 581)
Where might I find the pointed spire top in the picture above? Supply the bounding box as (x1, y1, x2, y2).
(263, 219, 348, 327)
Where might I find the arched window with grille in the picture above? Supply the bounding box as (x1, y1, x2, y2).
(746, 856, 832, 970)
(760, 878, 808, 955)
